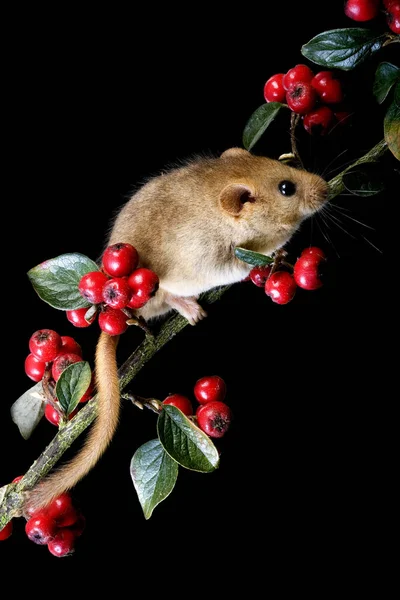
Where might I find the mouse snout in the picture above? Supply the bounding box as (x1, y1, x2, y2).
(302, 175, 329, 215)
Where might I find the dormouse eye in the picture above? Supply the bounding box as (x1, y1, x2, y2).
(278, 180, 296, 196)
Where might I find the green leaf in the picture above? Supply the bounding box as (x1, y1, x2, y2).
(55, 361, 92, 415)
(373, 62, 400, 104)
(384, 98, 400, 161)
(10, 381, 45, 440)
(27, 253, 99, 310)
(301, 28, 386, 71)
(234, 247, 274, 267)
(342, 163, 385, 197)
(157, 405, 219, 473)
(130, 439, 178, 519)
(243, 102, 285, 150)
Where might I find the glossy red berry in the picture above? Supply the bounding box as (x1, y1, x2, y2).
(265, 271, 297, 304)
(263, 74, 286, 103)
(386, 2, 400, 32)
(311, 71, 344, 104)
(29, 329, 62, 363)
(102, 243, 139, 277)
(300, 247, 326, 260)
(25, 511, 57, 545)
(98, 306, 128, 335)
(25, 353, 46, 382)
(102, 277, 131, 309)
(249, 265, 272, 287)
(127, 288, 151, 309)
(44, 404, 78, 426)
(196, 401, 232, 438)
(47, 529, 76, 557)
(78, 271, 109, 304)
(12, 475, 24, 483)
(194, 375, 227, 405)
(46, 492, 74, 521)
(344, 0, 380, 21)
(59, 336, 82, 357)
(303, 106, 335, 135)
(51, 353, 82, 382)
(127, 268, 159, 297)
(286, 82, 317, 115)
(283, 64, 314, 91)
(66, 307, 96, 328)
(0, 521, 13, 541)
(163, 393, 193, 416)
(294, 250, 326, 290)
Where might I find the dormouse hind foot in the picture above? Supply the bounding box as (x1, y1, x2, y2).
(165, 293, 207, 326)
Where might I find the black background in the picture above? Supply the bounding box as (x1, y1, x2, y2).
(1, 1, 394, 582)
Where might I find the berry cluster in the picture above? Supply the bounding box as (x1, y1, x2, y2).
(25, 329, 93, 425)
(345, 0, 399, 33)
(0, 484, 85, 556)
(264, 64, 351, 135)
(248, 247, 327, 305)
(25, 488, 85, 556)
(162, 375, 232, 439)
(67, 243, 159, 336)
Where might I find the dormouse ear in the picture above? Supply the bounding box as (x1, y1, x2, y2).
(220, 148, 250, 160)
(219, 183, 255, 216)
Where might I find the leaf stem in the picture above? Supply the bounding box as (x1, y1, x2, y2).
(0, 139, 389, 528)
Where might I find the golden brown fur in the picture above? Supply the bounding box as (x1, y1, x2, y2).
(26, 148, 327, 511)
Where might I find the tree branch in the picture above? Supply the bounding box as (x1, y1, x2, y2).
(0, 139, 388, 528)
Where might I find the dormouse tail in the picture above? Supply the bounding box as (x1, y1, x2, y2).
(25, 332, 120, 513)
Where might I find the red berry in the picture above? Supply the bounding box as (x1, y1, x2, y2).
(386, 2, 400, 32)
(0, 521, 13, 541)
(59, 336, 82, 357)
(78, 271, 109, 304)
(286, 82, 317, 115)
(25, 511, 57, 545)
(79, 377, 95, 403)
(196, 401, 232, 438)
(66, 307, 96, 328)
(194, 375, 227, 405)
(70, 513, 86, 537)
(127, 268, 159, 297)
(344, 0, 380, 21)
(303, 106, 335, 136)
(102, 277, 131, 309)
(334, 110, 353, 128)
(102, 242, 139, 277)
(293, 251, 326, 290)
(46, 492, 74, 521)
(51, 352, 82, 382)
(162, 393, 193, 416)
(98, 306, 128, 335)
(127, 288, 151, 309)
(311, 71, 344, 104)
(44, 404, 78, 426)
(300, 247, 326, 260)
(263, 73, 286, 103)
(47, 529, 76, 557)
(249, 265, 272, 287)
(265, 271, 297, 304)
(283, 64, 314, 91)
(29, 329, 62, 363)
(12, 475, 24, 483)
(25, 353, 46, 382)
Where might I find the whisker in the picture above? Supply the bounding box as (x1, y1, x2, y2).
(321, 148, 350, 179)
(361, 235, 383, 254)
(315, 215, 341, 257)
(328, 204, 375, 230)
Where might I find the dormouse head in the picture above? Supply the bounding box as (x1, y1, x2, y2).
(218, 148, 328, 249)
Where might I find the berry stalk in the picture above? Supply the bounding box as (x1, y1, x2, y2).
(0, 139, 389, 529)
